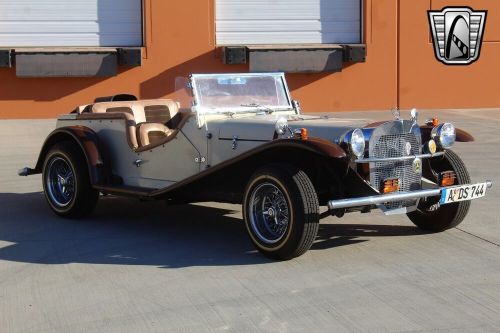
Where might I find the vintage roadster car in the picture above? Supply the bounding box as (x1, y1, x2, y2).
(20, 73, 492, 259)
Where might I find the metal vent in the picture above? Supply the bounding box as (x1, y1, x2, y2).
(370, 133, 422, 210)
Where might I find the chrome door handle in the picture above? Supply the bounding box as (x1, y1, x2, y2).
(232, 136, 238, 150)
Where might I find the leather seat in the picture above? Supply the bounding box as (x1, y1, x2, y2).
(137, 123, 175, 147)
(91, 103, 140, 149)
(137, 100, 180, 147)
(89, 99, 181, 150)
(143, 100, 180, 124)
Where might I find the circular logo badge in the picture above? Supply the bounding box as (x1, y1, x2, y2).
(413, 158, 422, 174)
(405, 142, 412, 156)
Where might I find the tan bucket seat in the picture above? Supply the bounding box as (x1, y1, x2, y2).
(135, 100, 180, 147)
(90, 99, 181, 149)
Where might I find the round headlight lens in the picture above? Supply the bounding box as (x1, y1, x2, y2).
(275, 117, 288, 136)
(350, 128, 366, 158)
(433, 123, 456, 149)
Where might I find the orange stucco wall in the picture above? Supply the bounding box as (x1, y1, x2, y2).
(0, 0, 498, 119)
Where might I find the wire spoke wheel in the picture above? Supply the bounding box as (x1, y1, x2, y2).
(249, 183, 290, 244)
(46, 157, 75, 207)
(243, 164, 320, 260)
(42, 142, 99, 218)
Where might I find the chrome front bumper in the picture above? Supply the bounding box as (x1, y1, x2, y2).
(328, 181, 493, 211)
(355, 152, 444, 164)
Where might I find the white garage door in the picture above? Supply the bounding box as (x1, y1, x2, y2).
(216, 0, 361, 45)
(0, 0, 143, 47)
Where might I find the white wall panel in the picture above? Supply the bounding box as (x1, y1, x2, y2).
(216, 0, 361, 45)
(0, 0, 142, 47)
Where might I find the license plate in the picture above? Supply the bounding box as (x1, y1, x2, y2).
(440, 183, 488, 205)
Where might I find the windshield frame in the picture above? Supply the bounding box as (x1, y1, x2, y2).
(189, 72, 294, 114)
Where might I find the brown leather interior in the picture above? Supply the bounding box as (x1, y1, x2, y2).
(144, 100, 179, 123)
(76, 112, 140, 150)
(77, 99, 188, 151)
(135, 112, 193, 153)
(136, 123, 175, 147)
(144, 105, 171, 123)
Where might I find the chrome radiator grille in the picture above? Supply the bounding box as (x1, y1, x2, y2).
(370, 133, 422, 210)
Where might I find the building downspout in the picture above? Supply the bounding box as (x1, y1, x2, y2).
(396, 0, 401, 110)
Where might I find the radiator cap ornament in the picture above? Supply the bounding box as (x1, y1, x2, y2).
(410, 108, 418, 122)
(392, 108, 400, 120)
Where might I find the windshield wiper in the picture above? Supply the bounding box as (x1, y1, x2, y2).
(240, 103, 275, 114)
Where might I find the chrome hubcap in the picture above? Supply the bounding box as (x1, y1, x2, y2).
(249, 183, 290, 244)
(46, 157, 75, 207)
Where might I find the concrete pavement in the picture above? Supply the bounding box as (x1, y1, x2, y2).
(0, 109, 499, 332)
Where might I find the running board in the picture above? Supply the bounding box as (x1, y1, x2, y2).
(93, 185, 156, 198)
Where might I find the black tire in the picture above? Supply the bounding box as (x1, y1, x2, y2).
(42, 142, 99, 218)
(407, 150, 471, 232)
(243, 164, 320, 260)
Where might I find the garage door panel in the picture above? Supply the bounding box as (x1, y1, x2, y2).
(216, 2, 359, 20)
(216, 34, 359, 45)
(0, 0, 142, 47)
(217, 21, 359, 33)
(216, 0, 361, 45)
(0, 22, 142, 34)
(0, 35, 142, 48)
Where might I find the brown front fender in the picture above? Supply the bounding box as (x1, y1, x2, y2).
(149, 137, 349, 201)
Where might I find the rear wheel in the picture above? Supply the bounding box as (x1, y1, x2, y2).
(243, 164, 320, 260)
(42, 142, 99, 218)
(407, 150, 471, 232)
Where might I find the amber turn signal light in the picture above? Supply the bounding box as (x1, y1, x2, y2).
(382, 178, 400, 194)
(440, 171, 456, 186)
(294, 128, 309, 140)
(426, 118, 440, 126)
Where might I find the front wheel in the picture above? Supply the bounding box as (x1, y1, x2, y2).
(243, 164, 320, 260)
(407, 150, 471, 232)
(42, 142, 99, 218)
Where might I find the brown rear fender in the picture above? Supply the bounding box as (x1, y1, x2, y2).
(31, 126, 111, 185)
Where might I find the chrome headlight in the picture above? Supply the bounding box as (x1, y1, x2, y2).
(275, 117, 289, 136)
(344, 128, 366, 158)
(432, 123, 456, 149)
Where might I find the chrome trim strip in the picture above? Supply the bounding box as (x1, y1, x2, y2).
(355, 152, 445, 163)
(328, 181, 493, 210)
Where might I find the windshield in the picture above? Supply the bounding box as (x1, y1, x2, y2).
(190, 73, 292, 113)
